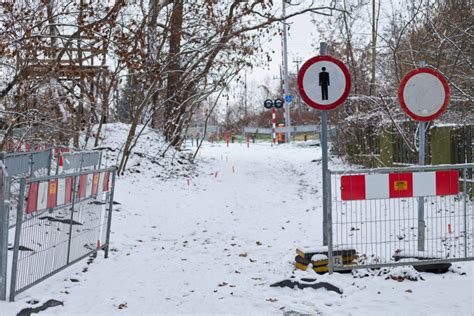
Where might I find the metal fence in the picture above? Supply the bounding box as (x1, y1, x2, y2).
(327, 164, 474, 272)
(2, 149, 52, 178)
(58, 151, 102, 174)
(2, 149, 53, 228)
(8, 167, 116, 301)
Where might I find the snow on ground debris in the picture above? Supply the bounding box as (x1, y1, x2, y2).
(1, 127, 473, 315)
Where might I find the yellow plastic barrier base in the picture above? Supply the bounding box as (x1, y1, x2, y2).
(294, 247, 358, 274)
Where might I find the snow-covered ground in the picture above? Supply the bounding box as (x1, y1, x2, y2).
(1, 125, 473, 315)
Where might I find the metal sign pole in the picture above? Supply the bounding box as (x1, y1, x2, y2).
(418, 120, 426, 251)
(417, 60, 426, 252)
(320, 42, 329, 246)
(282, 0, 291, 142)
(0, 164, 6, 300)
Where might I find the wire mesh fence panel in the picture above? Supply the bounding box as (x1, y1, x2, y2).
(328, 164, 474, 271)
(9, 168, 115, 301)
(68, 198, 108, 263)
(3, 149, 53, 228)
(60, 151, 101, 174)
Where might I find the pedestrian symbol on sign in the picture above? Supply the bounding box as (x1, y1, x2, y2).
(319, 67, 330, 100)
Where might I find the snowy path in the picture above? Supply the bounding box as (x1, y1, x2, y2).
(2, 142, 473, 315)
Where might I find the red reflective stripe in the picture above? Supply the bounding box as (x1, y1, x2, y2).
(92, 173, 100, 196)
(103, 171, 110, 192)
(65, 177, 73, 204)
(26, 182, 39, 214)
(341, 175, 366, 200)
(79, 175, 87, 198)
(47, 179, 58, 209)
(436, 170, 459, 195)
(389, 173, 413, 198)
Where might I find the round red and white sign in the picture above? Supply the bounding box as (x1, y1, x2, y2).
(297, 55, 351, 111)
(398, 68, 450, 121)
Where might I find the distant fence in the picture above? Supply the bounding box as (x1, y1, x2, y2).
(243, 125, 337, 140)
(8, 168, 116, 301)
(327, 164, 474, 272)
(185, 126, 220, 140)
(244, 125, 321, 134)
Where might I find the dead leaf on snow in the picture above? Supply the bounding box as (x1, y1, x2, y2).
(118, 303, 127, 309)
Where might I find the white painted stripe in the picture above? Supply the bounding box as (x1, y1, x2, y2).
(86, 173, 94, 197)
(365, 174, 390, 199)
(57, 178, 66, 205)
(413, 172, 436, 197)
(37, 181, 49, 210)
(97, 172, 105, 196)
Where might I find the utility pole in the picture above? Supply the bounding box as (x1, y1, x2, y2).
(370, 0, 376, 95)
(282, 0, 292, 142)
(293, 57, 302, 112)
(244, 70, 248, 117)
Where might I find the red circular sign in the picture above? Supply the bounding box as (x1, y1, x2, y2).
(297, 55, 351, 111)
(398, 67, 450, 122)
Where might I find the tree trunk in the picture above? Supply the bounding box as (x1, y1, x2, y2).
(163, 0, 184, 145)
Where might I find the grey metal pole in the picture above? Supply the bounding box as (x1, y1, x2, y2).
(28, 152, 34, 177)
(417, 120, 426, 251)
(66, 176, 78, 264)
(282, 0, 292, 143)
(327, 168, 334, 274)
(462, 168, 467, 258)
(417, 60, 427, 251)
(320, 42, 329, 246)
(47, 148, 52, 176)
(0, 165, 7, 300)
(9, 178, 26, 302)
(104, 169, 117, 259)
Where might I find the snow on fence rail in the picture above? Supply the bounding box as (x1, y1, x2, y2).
(7, 167, 116, 301)
(327, 163, 474, 272)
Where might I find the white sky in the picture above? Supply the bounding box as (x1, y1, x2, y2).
(248, 3, 324, 90)
(246, 0, 398, 94)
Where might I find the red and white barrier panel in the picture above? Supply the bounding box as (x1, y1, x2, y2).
(25, 171, 111, 214)
(341, 170, 459, 201)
